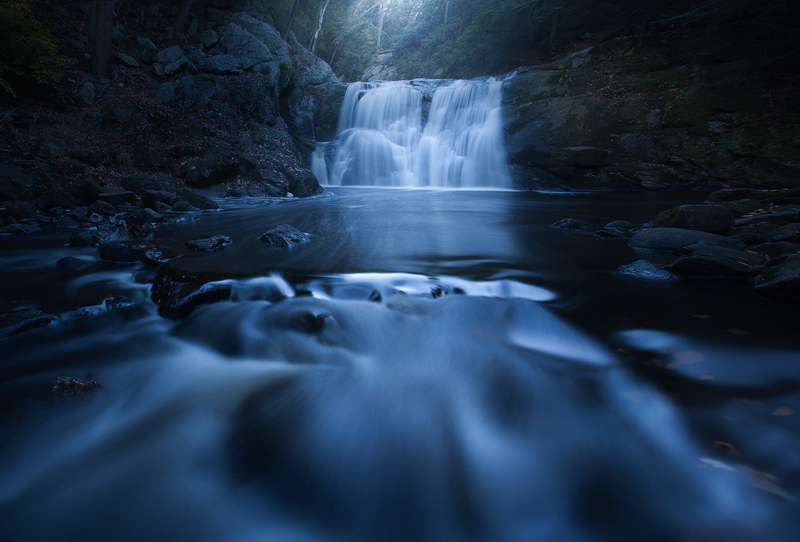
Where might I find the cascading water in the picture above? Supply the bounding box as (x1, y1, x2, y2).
(317, 78, 511, 188)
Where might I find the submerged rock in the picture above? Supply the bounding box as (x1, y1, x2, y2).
(51, 376, 102, 400)
(550, 218, 594, 232)
(618, 260, 677, 280)
(630, 228, 746, 253)
(186, 235, 232, 251)
(56, 257, 90, 272)
(259, 224, 310, 247)
(0, 308, 56, 338)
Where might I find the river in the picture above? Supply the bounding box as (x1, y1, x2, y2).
(1, 186, 799, 541)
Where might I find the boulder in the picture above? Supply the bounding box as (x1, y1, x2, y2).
(97, 190, 136, 207)
(1, 223, 42, 235)
(186, 235, 231, 251)
(141, 243, 175, 266)
(176, 188, 218, 210)
(734, 210, 800, 227)
(0, 308, 56, 339)
(156, 45, 187, 66)
(550, 218, 594, 232)
(89, 199, 116, 216)
(69, 225, 131, 247)
(754, 242, 800, 260)
(219, 23, 273, 70)
(288, 169, 323, 198)
(630, 228, 746, 253)
(172, 200, 200, 212)
(0, 201, 37, 220)
(259, 224, 310, 247)
(666, 241, 765, 278)
(754, 254, 800, 301)
(142, 190, 177, 210)
(0, 163, 35, 201)
(151, 262, 233, 319)
(226, 13, 291, 66)
(653, 204, 734, 233)
(115, 52, 139, 68)
(758, 223, 800, 244)
(138, 38, 159, 64)
(56, 257, 90, 272)
(127, 207, 163, 225)
(199, 29, 219, 49)
(199, 54, 241, 75)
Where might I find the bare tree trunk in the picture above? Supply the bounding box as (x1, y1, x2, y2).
(175, 0, 195, 41)
(376, 0, 386, 52)
(283, 0, 301, 41)
(444, 1, 449, 26)
(92, 1, 114, 79)
(310, 0, 331, 55)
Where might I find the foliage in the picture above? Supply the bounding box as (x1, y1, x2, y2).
(0, 0, 66, 97)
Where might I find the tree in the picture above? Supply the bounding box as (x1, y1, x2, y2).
(376, 0, 386, 51)
(90, 1, 114, 79)
(310, 0, 331, 54)
(284, 0, 302, 40)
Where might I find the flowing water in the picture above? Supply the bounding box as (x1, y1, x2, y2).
(2, 78, 800, 541)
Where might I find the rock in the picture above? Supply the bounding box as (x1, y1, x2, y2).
(758, 223, 800, 244)
(141, 243, 175, 266)
(127, 207, 163, 225)
(115, 52, 140, 68)
(98, 241, 145, 263)
(708, 188, 800, 204)
(1, 223, 42, 235)
(153, 82, 175, 103)
(653, 204, 734, 233)
(176, 188, 218, 210)
(630, 228, 746, 253)
(0, 201, 37, 220)
(618, 134, 655, 160)
(605, 220, 635, 231)
(288, 169, 323, 198)
(199, 54, 241, 74)
(0, 308, 56, 338)
(618, 260, 677, 280)
(199, 29, 219, 49)
(139, 39, 159, 64)
(171, 74, 225, 109)
(666, 241, 765, 279)
(172, 200, 200, 212)
(121, 174, 179, 194)
(56, 257, 90, 272)
(156, 201, 173, 213)
(53, 217, 80, 231)
(219, 23, 273, 70)
(754, 254, 800, 301)
(227, 13, 291, 64)
(0, 162, 35, 202)
(70, 225, 131, 247)
(734, 210, 800, 227)
(156, 45, 187, 65)
(97, 191, 136, 207)
(186, 235, 231, 251)
(158, 56, 189, 77)
(727, 232, 760, 245)
(550, 218, 594, 232)
(78, 82, 96, 104)
(754, 242, 800, 260)
(259, 224, 310, 247)
(51, 376, 101, 400)
(142, 190, 177, 210)
(151, 262, 233, 319)
(89, 199, 116, 216)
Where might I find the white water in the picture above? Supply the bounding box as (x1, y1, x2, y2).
(319, 79, 511, 188)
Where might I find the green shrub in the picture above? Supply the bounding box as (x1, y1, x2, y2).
(0, 0, 66, 96)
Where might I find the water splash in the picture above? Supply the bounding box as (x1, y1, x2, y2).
(320, 79, 511, 188)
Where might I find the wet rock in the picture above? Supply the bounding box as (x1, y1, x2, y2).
(551, 218, 594, 232)
(666, 241, 765, 279)
(0, 162, 35, 202)
(51, 376, 101, 400)
(653, 204, 734, 233)
(176, 188, 218, 210)
(618, 260, 677, 280)
(56, 257, 90, 272)
(141, 243, 175, 266)
(53, 217, 80, 231)
(142, 190, 177, 210)
(172, 200, 200, 212)
(97, 191, 136, 207)
(98, 241, 145, 264)
(151, 262, 233, 319)
(66, 207, 90, 222)
(289, 169, 323, 198)
(156, 201, 173, 213)
(127, 208, 163, 225)
(1, 223, 42, 235)
(259, 224, 310, 247)
(630, 228, 746, 253)
(605, 220, 635, 232)
(0, 308, 56, 339)
(754, 254, 800, 301)
(186, 235, 231, 251)
(103, 296, 135, 310)
(89, 199, 116, 216)
(70, 225, 132, 247)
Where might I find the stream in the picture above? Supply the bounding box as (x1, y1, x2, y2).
(1, 75, 800, 541)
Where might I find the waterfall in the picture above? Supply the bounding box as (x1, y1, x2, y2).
(318, 78, 511, 188)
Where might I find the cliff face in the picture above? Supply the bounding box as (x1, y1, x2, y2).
(502, 43, 800, 191)
(0, 0, 346, 212)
